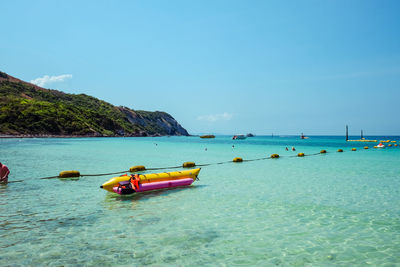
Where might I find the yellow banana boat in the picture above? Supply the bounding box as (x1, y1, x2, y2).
(100, 168, 201, 192)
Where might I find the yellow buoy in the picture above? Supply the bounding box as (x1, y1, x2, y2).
(129, 165, 146, 172)
(374, 146, 378, 148)
(233, 157, 243, 162)
(320, 150, 327, 154)
(337, 149, 343, 152)
(59, 170, 80, 178)
(200, 135, 215, 138)
(183, 162, 196, 168)
(271, 154, 279, 158)
(364, 146, 369, 149)
(298, 153, 305, 157)
(395, 144, 398, 147)
(352, 148, 357, 151)
(388, 144, 392, 147)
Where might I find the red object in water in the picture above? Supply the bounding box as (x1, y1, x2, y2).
(0, 163, 10, 183)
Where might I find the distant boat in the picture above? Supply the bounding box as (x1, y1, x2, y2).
(300, 133, 309, 139)
(377, 143, 385, 148)
(200, 135, 215, 139)
(246, 133, 254, 137)
(233, 135, 246, 140)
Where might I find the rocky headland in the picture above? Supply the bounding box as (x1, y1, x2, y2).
(0, 71, 189, 137)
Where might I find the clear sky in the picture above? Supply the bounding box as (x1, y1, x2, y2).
(1, 0, 400, 135)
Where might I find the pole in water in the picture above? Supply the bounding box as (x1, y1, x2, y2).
(346, 125, 348, 141)
(361, 129, 363, 139)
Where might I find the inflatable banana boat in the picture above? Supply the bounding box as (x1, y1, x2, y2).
(100, 168, 200, 195)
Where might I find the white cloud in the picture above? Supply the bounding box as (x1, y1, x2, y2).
(197, 112, 233, 122)
(30, 74, 72, 87)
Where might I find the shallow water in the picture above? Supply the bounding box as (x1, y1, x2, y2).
(1, 136, 399, 265)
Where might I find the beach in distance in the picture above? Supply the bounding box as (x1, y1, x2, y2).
(1, 135, 399, 265)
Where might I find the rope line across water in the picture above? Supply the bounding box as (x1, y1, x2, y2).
(8, 149, 367, 182)
(39, 152, 326, 180)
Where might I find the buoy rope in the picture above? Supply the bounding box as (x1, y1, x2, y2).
(146, 166, 184, 171)
(39, 175, 60, 180)
(7, 148, 383, 182)
(80, 171, 127, 177)
(39, 152, 327, 180)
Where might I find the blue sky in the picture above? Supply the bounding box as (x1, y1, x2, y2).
(1, 0, 400, 135)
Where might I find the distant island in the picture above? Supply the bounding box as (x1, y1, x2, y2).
(0, 71, 189, 137)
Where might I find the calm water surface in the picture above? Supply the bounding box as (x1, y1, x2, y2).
(1, 136, 399, 266)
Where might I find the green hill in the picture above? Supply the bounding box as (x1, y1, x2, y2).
(0, 71, 189, 137)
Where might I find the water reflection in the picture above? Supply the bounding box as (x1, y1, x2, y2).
(102, 185, 207, 210)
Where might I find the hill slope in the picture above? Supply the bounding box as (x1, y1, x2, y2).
(0, 71, 189, 137)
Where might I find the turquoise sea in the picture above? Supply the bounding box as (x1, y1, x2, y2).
(1, 136, 399, 266)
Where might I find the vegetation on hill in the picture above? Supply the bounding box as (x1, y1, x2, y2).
(0, 71, 189, 137)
